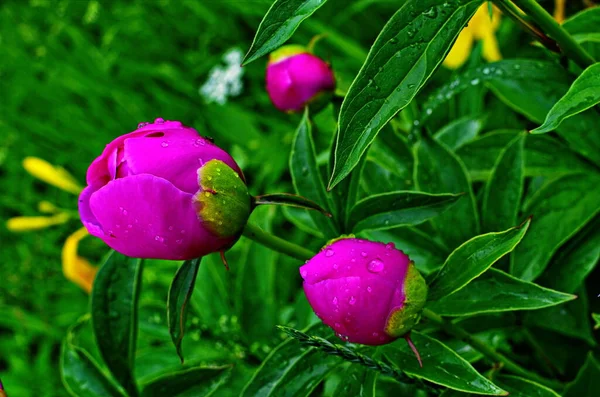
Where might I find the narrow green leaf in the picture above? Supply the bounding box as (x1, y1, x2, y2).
(333, 365, 376, 397)
(563, 353, 600, 397)
(382, 331, 507, 395)
(167, 258, 202, 363)
(290, 108, 338, 238)
(91, 251, 143, 397)
(329, 0, 483, 188)
(593, 313, 600, 330)
(61, 317, 125, 397)
(510, 173, 600, 281)
(481, 133, 525, 232)
(426, 268, 576, 316)
(141, 365, 231, 397)
(532, 64, 600, 133)
(191, 254, 232, 329)
(242, 0, 329, 65)
(348, 191, 462, 232)
(254, 193, 332, 216)
(282, 206, 324, 238)
(496, 375, 561, 397)
(415, 133, 479, 250)
(428, 219, 530, 301)
(434, 114, 486, 150)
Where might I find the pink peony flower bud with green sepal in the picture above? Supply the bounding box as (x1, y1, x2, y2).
(78, 118, 251, 260)
(300, 238, 428, 347)
(266, 45, 336, 113)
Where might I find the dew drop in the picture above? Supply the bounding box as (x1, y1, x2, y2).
(367, 286, 373, 293)
(368, 259, 385, 273)
(155, 235, 164, 243)
(176, 239, 183, 244)
(333, 297, 338, 305)
(470, 78, 480, 85)
(333, 263, 339, 270)
(361, 251, 368, 258)
(385, 242, 395, 250)
(137, 121, 150, 129)
(372, 332, 379, 337)
(194, 138, 205, 147)
(127, 224, 133, 229)
(325, 249, 335, 257)
(300, 269, 308, 278)
(154, 117, 165, 124)
(334, 322, 341, 329)
(180, 229, 186, 234)
(161, 141, 169, 148)
(168, 226, 174, 231)
(349, 296, 356, 305)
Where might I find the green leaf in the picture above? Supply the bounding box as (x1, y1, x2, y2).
(382, 331, 507, 395)
(348, 191, 462, 233)
(496, 375, 561, 397)
(242, 0, 329, 65)
(428, 219, 530, 301)
(283, 206, 325, 238)
(333, 365, 376, 397)
(191, 254, 232, 329)
(456, 130, 594, 181)
(426, 268, 575, 316)
(61, 317, 125, 397)
(532, 64, 600, 133)
(563, 353, 600, 397)
(538, 217, 600, 294)
(241, 323, 336, 397)
(91, 251, 143, 397)
(140, 365, 231, 397)
(254, 193, 332, 217)
(481, 133, 525, 232)
(414, 133, 479, 250)
(290, 108, 338, 238)
(434, 114, 486, 150)
(510, 173, 600, 281)
(167, 258, 201, 363)
(329, 0, 483, 188)
(593, 313, 600, 330)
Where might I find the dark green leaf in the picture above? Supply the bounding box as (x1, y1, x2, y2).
(291, 108, 338, 238)
(242, 0, 329, 65)
(254, 193, 332, 217)
(333, 365, 376, 397)
(496, 375, 561, 397)
(167, 258, 201, 363)
(563, 353, 600, 397)
(348, 191, 462, 232)
(593, 313, 600, 330)
(191, 254, 232, 329)
(329, 0, 483, 188)
(91, 252, 143, 397)
(414, 133, 479, 250)
(510, 173, 600, 281)
(141, 365, 231, 397)
(428, 219, 530, 301)
(61, 317, 125, 397)
(434, 114, 486, 150)
(481, 133, 525, 233)
(456, 130, 594, 181)
(283, 206, 324, 238)
(426, 268, 575, 316)
(563, 7, 600, 35)
(382, 331, 507, 395)
(532, 64, 600, 133)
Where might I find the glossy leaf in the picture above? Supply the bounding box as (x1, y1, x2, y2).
(382, 331, 507, 395)
(167, 258, 201, 362)
(426, 268, 575, 316)
(348, 191, 462, 232)
(242, 0, 329, 65)
(510, 173, 600, 281)
(496, 376, 560, 397)
(481, 133, 525, 233)
(434, 114, 485, 150)
(141, 365, 231, 397)
(254, 193, 331, 217)
(191, 254, 233, 329)
(563, 353, 600, 397)
(532, 64, 600, 133)
(414, 133, 479, 250)
(329, 0, 483, 189)
(428, 219, 530, 301)
(91, 251, 143, 397)
(290, 108, 338, 238)
(333, 365, 376, 397)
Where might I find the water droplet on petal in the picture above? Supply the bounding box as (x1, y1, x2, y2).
(372, 332, 379, 337)
(325, 249, 335, 257)
(161, 141, 169, 148)
(361, 251, 368, 257)
(176, 239, 183, 244)
(385, 242, 395, 250)
(155, 235, 164, 243)
(154, 117, 165, 124)
(367, 286, 372, 293)
(368, 259, 385, 273)
(137, 121, 150, 129)
(300, 269, 308, 278)
(334, 322, 341, 329)
(333, 297, 338, 305)
(349, 296, 356, 305)
(333, 263, 339, 270)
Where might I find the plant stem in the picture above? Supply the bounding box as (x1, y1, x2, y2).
(421, 309, 563, 390)
(511, 0, 596, 68)
(242, 223, 314, 261)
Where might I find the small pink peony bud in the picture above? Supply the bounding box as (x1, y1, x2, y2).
(300, 238, 428, 345)
(78, 119, 251, 260)
(265, 45, 336, 113)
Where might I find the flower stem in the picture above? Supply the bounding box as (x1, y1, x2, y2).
(511, 0, 596, 68)
(421, 308, 563, 390)
(242, 223, 313, 261)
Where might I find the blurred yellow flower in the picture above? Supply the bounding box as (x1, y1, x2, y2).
(554, 0, 566, 23)
(444, 4, 502, 69)
(6, 157, 97, 293)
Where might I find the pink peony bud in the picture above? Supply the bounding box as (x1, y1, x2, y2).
(266, 45, 336, 113)
(300, 238, 428, 345)
(78, 118, 251, 260)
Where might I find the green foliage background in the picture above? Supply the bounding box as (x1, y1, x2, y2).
(1, 0, 599, 396)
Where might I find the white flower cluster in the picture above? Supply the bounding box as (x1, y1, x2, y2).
(199, 48, 245, 105)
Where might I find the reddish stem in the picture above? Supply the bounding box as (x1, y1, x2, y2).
(404, 333, 423, 368)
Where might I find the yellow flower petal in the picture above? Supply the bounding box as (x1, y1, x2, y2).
(23, 157, 83, 195)
(62, 227, 98, 293)
(444, 28, 474, 69)
(554, 0, 566, 23)
(472, 4, 502, 40)
(38, 200, 60, 214)
(6, 213, 70, 232)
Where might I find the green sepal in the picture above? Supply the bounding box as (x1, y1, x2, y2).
(385, 262, 428, 337)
